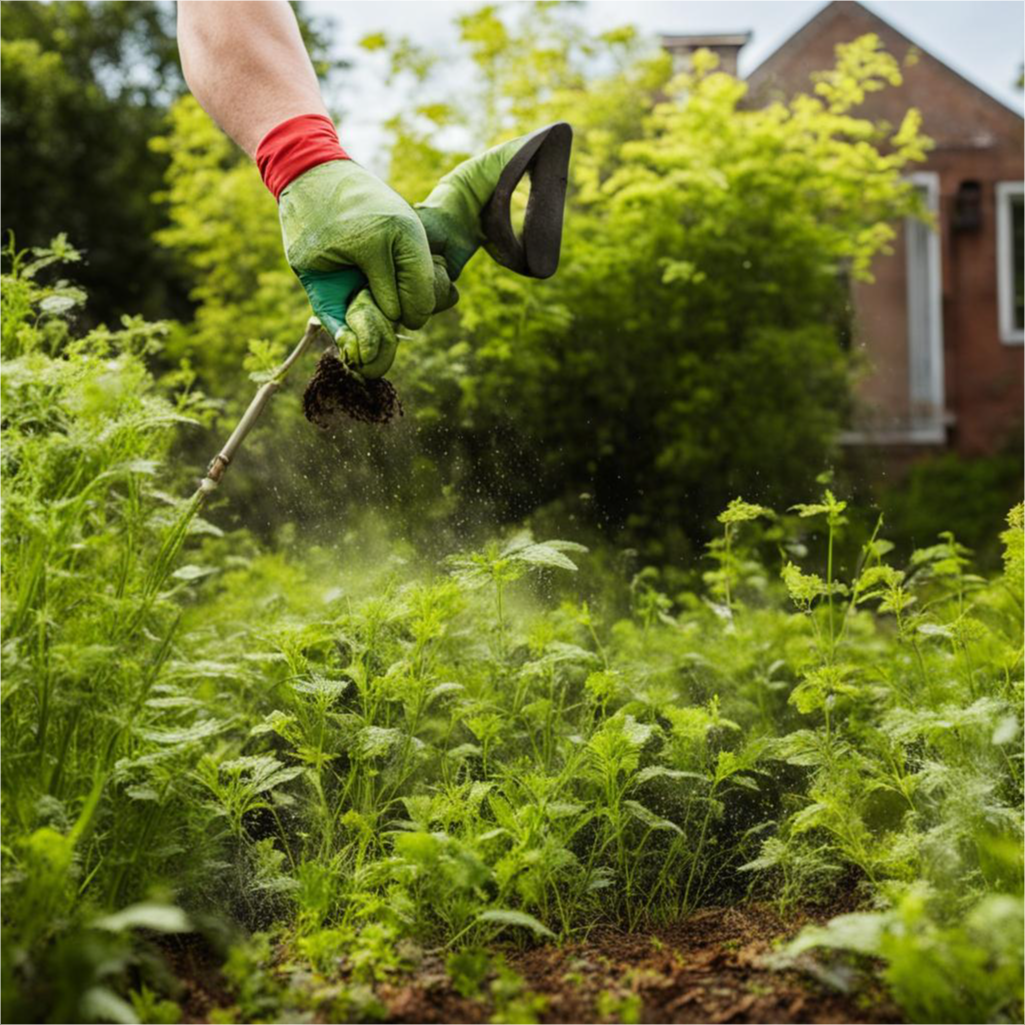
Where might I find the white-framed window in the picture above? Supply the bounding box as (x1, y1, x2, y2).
(906, 171, 945, 436)
(838, 172, 948, 447)
(996, 181, 1024, 345)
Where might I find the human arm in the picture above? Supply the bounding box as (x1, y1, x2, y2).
(176, 0, 436, 354)
(177, 0, 326, 158)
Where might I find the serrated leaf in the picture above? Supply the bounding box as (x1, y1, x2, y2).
(171, 564, 218, 582)
(109, 459, 160, 477)
(731, 774, 760, 791)
(546, 801, 586, 818)
(635, 766, 706, 785)
(251, 709, 298, 739)
(623, 799, 684, 833)
(220, 755, 304, 794)
(145, 696, 201, 710)
(358, 726, 403, 759)
(790, 802, 829, 834)
(39, 293, 81, 316)
(477, 909, 556, 939)
(165, 659, 244, 679)
(718, 498, 773, 524)
(786, 912, 888, 958)
(187, 515, 225, 538)
(292, 673, 348, 698)
(257, 768, 304, 793)
(125, 785, 159, 802)
(429, 682, 464, 701)
(81, 989, 136, 1025)
(137, 719, 226, 745)
(446, 743, 482, 760)
(512, 541, 586, 574)
(477, 828, 508, 842)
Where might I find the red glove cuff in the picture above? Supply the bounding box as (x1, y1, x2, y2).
(255, 113, 349, 200)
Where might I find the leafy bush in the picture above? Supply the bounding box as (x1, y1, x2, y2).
(876, 449, 1024, 565)
(0, 239, 216, 1020)
(152, 13, 931, 553)
(0, 0, 337, 325)
(787, 887, 1024, 1023)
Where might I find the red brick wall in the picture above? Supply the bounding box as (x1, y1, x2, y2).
(939, 149, 1023, 453)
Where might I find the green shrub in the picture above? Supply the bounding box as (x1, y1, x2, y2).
(877, 449, 1024, 566)
(152, 14, 931, 552)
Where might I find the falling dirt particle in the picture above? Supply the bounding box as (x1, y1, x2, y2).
(302, 351, 404, 428)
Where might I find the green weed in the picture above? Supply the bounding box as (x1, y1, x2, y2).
(2, 248, 1021, 1023)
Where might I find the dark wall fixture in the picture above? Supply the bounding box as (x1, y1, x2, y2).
(953, 180, 982, 231)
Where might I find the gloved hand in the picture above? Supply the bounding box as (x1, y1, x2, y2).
(415, 132, 537, 288)
(257, 114, 437, 377)
(337, 256, 456, 377)
(333, 128, 556, 375)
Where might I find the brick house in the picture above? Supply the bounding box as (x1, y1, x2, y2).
(665, 1, 1024, 457)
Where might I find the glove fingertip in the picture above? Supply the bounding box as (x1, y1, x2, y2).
(401, 307, 431, 331)
(435, 284, 459, 314)
(332, 325, 358, 364)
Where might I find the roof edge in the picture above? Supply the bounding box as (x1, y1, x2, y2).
(745, 0, 1023, 122)
(662, 32, 753, 48)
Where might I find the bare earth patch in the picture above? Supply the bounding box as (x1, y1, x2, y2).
(375, 906, 898, 1024)
(164, 905, 898, 1023)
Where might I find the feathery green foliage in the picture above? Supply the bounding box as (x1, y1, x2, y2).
(3, 245, 1021, 1024)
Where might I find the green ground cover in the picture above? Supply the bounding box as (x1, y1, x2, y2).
(2, 245, 1022, 1024)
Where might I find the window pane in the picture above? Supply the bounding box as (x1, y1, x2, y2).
(906, 183, 941, 416)
(1011, 195, 1024, 331)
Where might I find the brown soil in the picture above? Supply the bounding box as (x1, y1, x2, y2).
(381, 906, 899, 1025)
(303, 352, 403, 427)
(168, 905, 899, 1024)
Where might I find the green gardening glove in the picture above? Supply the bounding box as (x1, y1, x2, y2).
(330, 124, 571, 375)
(334, 127, 563, 368)
(279, 160, 437, 377)
(414, 132, 537, 290)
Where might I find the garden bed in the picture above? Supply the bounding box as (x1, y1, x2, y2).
(165, 905, 899, 1024)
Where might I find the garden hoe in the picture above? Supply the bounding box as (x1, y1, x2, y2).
(196, 121, 573, 501)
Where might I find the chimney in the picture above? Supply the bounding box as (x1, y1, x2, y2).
(661, 32, 752, 77)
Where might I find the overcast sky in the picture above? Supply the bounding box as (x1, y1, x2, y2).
(308, 0, 1025, 170)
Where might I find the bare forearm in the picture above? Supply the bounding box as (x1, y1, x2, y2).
(177, 1, 327, 157)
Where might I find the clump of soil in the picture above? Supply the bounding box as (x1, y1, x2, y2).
(302, 351, 403, 428)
